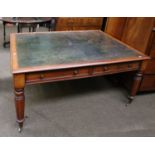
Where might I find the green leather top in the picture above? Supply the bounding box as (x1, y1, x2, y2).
(15, 30, 140, 68)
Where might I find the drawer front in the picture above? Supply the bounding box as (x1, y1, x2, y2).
(93, 62, 139, 74)
(139, 75, 155, 91)
(26, 67, 90, 83)
(116, 62, 139, 71)
(26, 62, 140, 84)
(144, 59, 155, 74)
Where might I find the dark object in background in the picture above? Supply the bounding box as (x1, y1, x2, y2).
(1, 17, 57, 48)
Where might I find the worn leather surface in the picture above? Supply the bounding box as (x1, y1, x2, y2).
(15, 30, 140, 68)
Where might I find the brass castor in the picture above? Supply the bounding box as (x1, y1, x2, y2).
(18, 127, 22, 133)
(125, 96, 134, 107)
(17, 116, 28, 133)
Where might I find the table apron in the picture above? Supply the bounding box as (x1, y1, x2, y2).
(25, 61, 140, 85)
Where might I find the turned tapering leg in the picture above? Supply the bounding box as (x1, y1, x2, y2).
(128, 71, 142, 103)
(15, 88, 25, 132)
(13, 74, 25, 132)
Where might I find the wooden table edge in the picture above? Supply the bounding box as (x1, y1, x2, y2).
(12, 56, 150, 74)
(10, 33, 18, 71)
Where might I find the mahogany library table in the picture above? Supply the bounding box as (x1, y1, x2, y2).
(10, 30, 149, 132)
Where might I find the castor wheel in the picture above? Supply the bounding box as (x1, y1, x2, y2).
(125, 96, 134, 107)
(128, 96, 134, 103)
(18, 127, 22, 133)
(17, 116, 28, 133)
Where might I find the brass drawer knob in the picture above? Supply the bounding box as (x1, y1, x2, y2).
(103, 66, 108, 71)
(40, 74, 45, 79)
(73, 70, 79, 75)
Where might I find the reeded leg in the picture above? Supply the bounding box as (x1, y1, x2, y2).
(15, 88, 25, 132)
(128, 71, 142, 103)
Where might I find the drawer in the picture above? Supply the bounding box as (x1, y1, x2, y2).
(26, 62, 140, 84)
(139, 75, 155, 91)
(144, 59, 155, 74)
(93, 62, 139, 74)
(116, 62, 139, 71)
(26, 67, 90, 83)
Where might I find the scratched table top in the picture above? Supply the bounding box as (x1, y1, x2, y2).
(11, 30, 147, 73)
